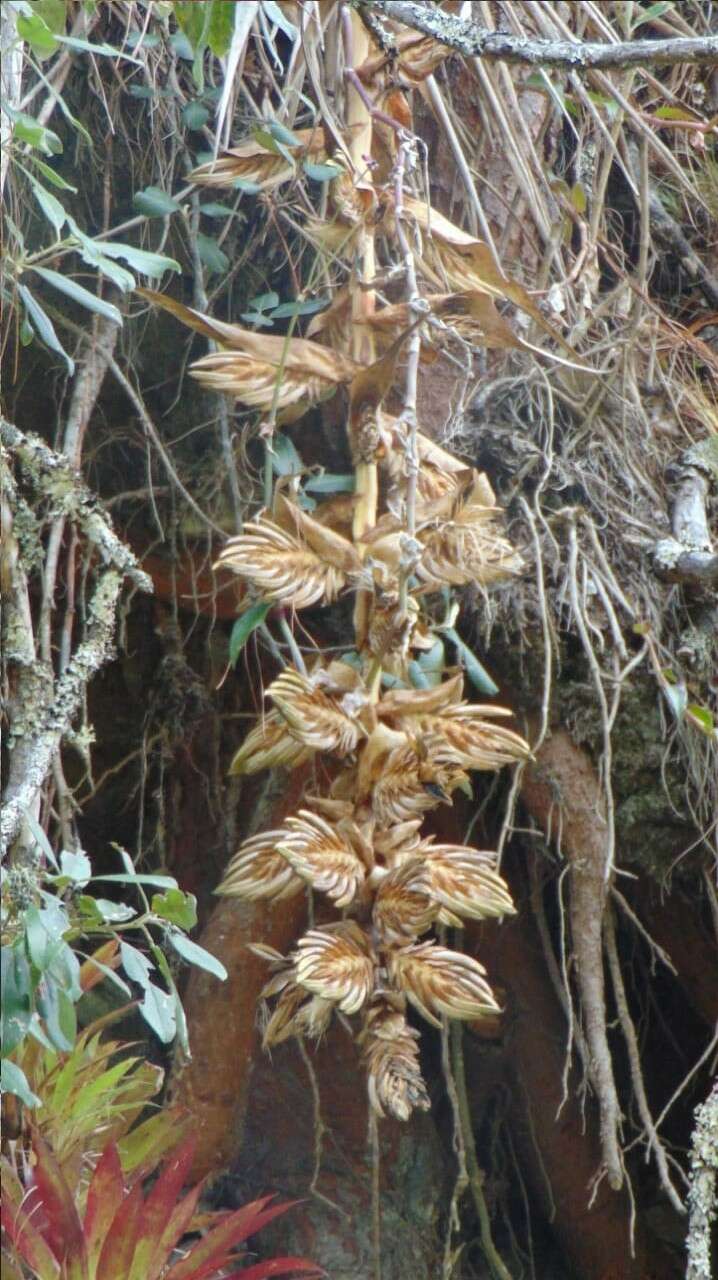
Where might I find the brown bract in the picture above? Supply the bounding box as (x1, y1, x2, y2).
(359, 998, 430, 1121)
(189, 127, 328, 191)
(387, 941, 501, 1027)
(267, 667, 367, 756)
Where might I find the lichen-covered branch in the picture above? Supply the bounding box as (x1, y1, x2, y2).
(653, 439, 718, 588)
(686, 1080, 718, 1280)
(360, 3, 718, 70)
(0, 418, 152, 591)
(1, 569, 123, 854)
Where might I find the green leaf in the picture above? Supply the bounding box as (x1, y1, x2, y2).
(92, 899, 137, 923)
(17, 282, 73, 373)
(633, 1, 674, 27)
(303, 472, 355, 494)
(169, 931, 228, 980)
(208, 0, 236, 56)
(408, 660, 430, 689)
(270, 432, 302, 476)
(140, 981, 176, 1043)
(268, 120, 302, 148)
(28, 156, 77, 191)
(95, 240, 181, 278)
(685, 704, 715, 736)
(56, 34, 142, 63)
(35, 0, 68, 35)
(17, 13, 60, 59)
(442, 627, 499, 696)
(417, 637, 446, 687)
(170, 29, 195, 60)
(132, 186, 182, 218)
(200, 201, 235, 217)
(24, 904, 68, 973)
(11, 110, 63, 156)
(1, 944, 33, 1055)
(1, 1059, 41, 1108)
(58, 848, 92, 884)
(182, 100, 211, 130)
(270, 296, 329, 318)
(303, 161, 342, 182)
(229, 601, 271, 665)
(151, 889, 198, 930)
(247, 290, 279, 312)
(37, 978, 74, 1051)
(27, 177, 66, 232)
(232, 177, 261, 193)
(262, 0, 299, 40)
(94, 872, 179, 887)
(120, 941, 154, 989)
(30, 266, 123, 325)
(196, 233, 229, 275)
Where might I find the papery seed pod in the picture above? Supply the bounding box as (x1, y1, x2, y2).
(359, 998, 430, 1121)
(228, 709, 313, 776)
(388, 941, 501, 1027)
(268, 668, 366, 756)
(293, 921, 375, 1014)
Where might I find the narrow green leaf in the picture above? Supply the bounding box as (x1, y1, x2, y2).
(271, 296, 329, 318)
(94, 872, 178, 887)
(633, 1, 674, 27)
(0, 1059, 41, 1108)
(35, 0, 68, 35)
(253, 127, 285, 155)
(268, 120, 302, 148)
(232, 177, 261, 193)
(29, 178, 67, 233)
(17, 284, 75, 373)
(56, 34, 143, 63)
(151, 889, 198, 931)
(132, 186, 182, 218)
(28, 156, 77, 191)
(442, 627, 499, 696)
(170, 29, 195, 60)
(408, 660, 430, 689)
(247, 290, 279, 312)
(303, 472, 355, 494)
(229, 601, 271, 665)
(169, 932, 228, 980)
(31, 266, 123, 325)
(196, 233, 229, 275)
(96, 240, 181, 278)
(200, 201, 235, 217)
(262, 0, 299, 40)
(303, 161, 342, 182)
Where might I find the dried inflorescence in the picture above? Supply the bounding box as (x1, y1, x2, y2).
(142, 20, 536, 1120)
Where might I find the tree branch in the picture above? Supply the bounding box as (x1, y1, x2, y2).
(359, 2, 718, 70)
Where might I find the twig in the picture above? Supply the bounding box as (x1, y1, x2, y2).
(361, 3, 718, 69)
(604, 907, 685, 1215)
(367, 1108, 382, 1280)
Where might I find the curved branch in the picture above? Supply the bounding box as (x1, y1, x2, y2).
(361, 2, 718, 70)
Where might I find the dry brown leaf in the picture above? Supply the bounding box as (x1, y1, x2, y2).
(189, 127, 327, 191)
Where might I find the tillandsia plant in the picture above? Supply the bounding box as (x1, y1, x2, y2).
(134, 6, 571, 1122)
